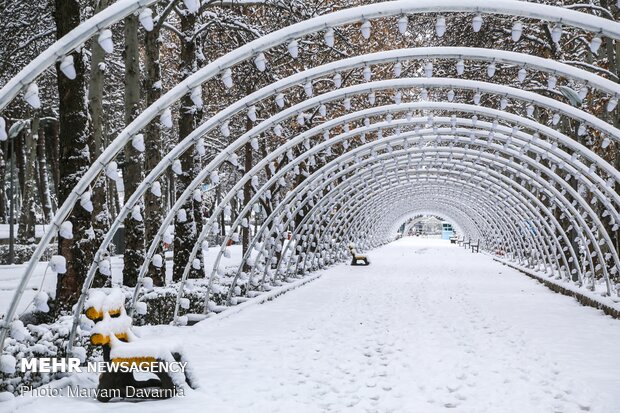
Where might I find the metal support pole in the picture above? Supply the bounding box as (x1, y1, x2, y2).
(9, 135, 15, 265)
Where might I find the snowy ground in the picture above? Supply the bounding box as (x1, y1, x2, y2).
(8, 237, 620, 412)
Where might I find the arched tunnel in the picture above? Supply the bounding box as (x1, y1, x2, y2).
(1, 0, 620, 411)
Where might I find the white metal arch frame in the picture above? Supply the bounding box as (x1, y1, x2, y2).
(272, 182, 547, 289)
(4, 0, 620, 352)
(359, 197, 536, 264)
(243, 145, 604, 286)
(160, 129, 616, 326)
(3, 0, 620, 111)
(70, 49, 620, 314)
(298, 156, 600, 282)
(144, 79, 620, 314)
(218, 131, 612, 288)
(225, 145, 588, 302)
(148, 72, 620, 276)
(112, 94, 619, 325)
(218, 134, 568, 288)
(286, 176, 555, 272)
(260, 158, 572, 286)
(65, 74, 620, 344)
(315, 196, 520, 276)
(14, 74, 620, 348)
(308, 179, 561, 275)
(284, 175, 560, 288)
(285, 187, 544, 282)
(73, 46, 620, 307)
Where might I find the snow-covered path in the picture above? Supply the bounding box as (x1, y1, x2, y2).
(14, 237, 620, 412)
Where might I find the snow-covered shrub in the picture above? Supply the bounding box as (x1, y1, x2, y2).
(0, 315, 98, 395)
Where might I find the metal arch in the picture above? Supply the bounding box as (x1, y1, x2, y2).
(324, 198, 505, 271)
(230, 147, 584, 300)
(145, 115, 612, 322)
(280, 179, 552, 284)
(33, 78, 620, 348)
(156, 102, 620, 314)
(4, 0, 620, 111)
(373, 198, 539, 260)
(5, 0, 620, 352)
(239, 147, 592, 288)
(363, 200, 528, 263)
(275, 166, 565, 284)
(281, 185, 541, 282)
(292, 189, 536, 278)
(284, 154, 596, 284)
(15, 73, 620, 342)
(71, 54, 613, 316)
(301, 182, 546, 267)
(69, 50, 620, 312)
(263, 163, 543, 276)
(283, 194, 498, 276)
(207, 123, 585, 281)
(299, 164, 574, 281)
(237, 186, 508, 301)
(222, 120, 616, 290)
(303, 197, 488, 272)
(226, 144, 576, 292)
(318, 185, 555, 276)
(139, 81, 620, 286)
(218, 131, 612, 286)
(0, 0, 156, 109)
(356, 195, 543, 266)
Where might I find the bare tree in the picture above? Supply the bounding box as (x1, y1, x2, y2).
(53, 0, 94, 312)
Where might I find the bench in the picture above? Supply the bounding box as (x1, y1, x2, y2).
(85, 289, 191, 402)
(462, 239, 471, 249)
(449, 236, 458, 244)
(348, 242, 370, 266)
(470, 240, 480, 253)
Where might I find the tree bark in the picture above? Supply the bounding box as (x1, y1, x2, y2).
(44, 119, 60, 193)
(0, 141, 6, 223)
(18, 115, 38, 244)
(173, 8, 199, 281)
(144, 13, 165, 285)
(242, 140, 252, 273)
(122, 13, 145, 287)
(36, 118, 54, 222)
(88, 0, 111, 288)
(53, 0, 94, 313)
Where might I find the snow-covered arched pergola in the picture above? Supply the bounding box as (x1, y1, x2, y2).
(2, 0, 620, 355)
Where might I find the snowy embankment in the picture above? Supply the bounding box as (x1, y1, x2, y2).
(7, 237, 620, 412)
(492, 256, 620, 317)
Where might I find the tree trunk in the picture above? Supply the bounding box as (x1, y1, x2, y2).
(44, 119, 60, 194)
(122, 13, 145, 287)
(0, 140, 7, 223)
(18, 116, 38, 244)
(242, 140, 252, 273)
(36, 118, 54, 222)
(87, 0, 111, 288)
(54, 0, 94, 313)
(144, 14, 165, 286)
(173, 8, 199, 282)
